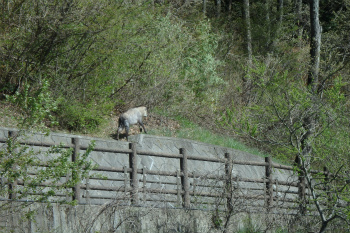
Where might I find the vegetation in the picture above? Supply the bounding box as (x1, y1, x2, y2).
(1, 0, 350, 232)
(0, 136, 94, 203)
(149, 115, 269, 158)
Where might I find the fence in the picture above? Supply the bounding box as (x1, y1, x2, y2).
(0, 129, 329, 213)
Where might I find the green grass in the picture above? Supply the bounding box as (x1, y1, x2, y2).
(148, 116, 269, 158)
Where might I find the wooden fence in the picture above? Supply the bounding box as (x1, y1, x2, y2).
(0, 130, 325, 212)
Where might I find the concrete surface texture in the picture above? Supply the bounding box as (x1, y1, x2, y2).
(1, 202, 295, 233)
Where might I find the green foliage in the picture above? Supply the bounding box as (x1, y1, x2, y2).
(0, 0, 225, 131)
(102, 7, 223, 109)
(220, 57, 350, 230)
(1, 0, 349, 231)
(0, 0, 117, 131)
(221, 58, 350, 164)
(180, 20, 224, 98)
(6, 79, 58, 131)
(0, 136, 94, 204)
(56, 101, 110, 133)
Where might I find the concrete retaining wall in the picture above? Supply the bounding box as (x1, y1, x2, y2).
(0, 127, 300, 232)
(1, 202, 296, 233)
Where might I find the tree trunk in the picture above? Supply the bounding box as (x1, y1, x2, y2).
(294, 0, 303, 80)
(203, 0, 207, 15)
(308, 0, 321, 93)
(295, 0, 303, 41)
(243, 0, 252, 66)
(304, 2, 331, 232)
(310, 1, 329, 225)
(277, 0, 284, 30)
(242, 0, 253, 101)
(272, 0, 284, 49)
(265, 0, 271, 49)
(301, 0, 321, 160)
(319, 222, 328, 233)
(217, 0, 221, 16)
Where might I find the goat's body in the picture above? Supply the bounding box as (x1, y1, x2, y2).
(117, 106, 147, 140)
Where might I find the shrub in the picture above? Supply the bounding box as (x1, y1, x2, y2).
(56, 102, 107, 133)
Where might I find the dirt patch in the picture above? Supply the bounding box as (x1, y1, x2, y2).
(146, 114, 181, 132)
(111, 113, 181, 141)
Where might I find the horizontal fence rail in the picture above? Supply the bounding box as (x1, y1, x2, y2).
(0, 130, 333, 213)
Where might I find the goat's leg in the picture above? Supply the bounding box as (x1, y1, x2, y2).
(125, 125, 130, 141)
(139, 122, 147, 134)
(116, 127, 123, 140)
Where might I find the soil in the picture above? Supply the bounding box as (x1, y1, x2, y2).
(111, 113, 181, 141)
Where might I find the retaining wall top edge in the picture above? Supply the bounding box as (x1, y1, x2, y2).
(0, 127, 267, 162)
(130, 134, 231, 151)
(129, 134, 265, 160)
(0, 126, 125, 144)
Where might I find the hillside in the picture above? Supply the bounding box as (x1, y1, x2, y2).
(1, 0, 350, 231)
(1, 0, 350, 170)
(1, 0, 350, 169)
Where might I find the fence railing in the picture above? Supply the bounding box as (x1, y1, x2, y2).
(0, 130, 331, 211)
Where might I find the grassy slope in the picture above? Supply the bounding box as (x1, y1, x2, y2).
(0, 101, 269, 160)
(148, 116, 269, 158)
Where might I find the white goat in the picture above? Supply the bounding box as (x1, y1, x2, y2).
(116, 106, 147, 141)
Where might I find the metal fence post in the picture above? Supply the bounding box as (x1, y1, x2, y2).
(124, 166, 128, 196)
(275, 179, 279, 205)
(72, 137, 81, 202)
(192, 171, 197, 206)
(225, 152, 233, 212)
(66, 172, 71, 202)
(180, 148, 190, 208)
(8, 131, 18, 200)
(85, 176, 90, 204)
(129, 143, 139, 205)
(176, 170, 181, 206)
(142, 167, 147, 202)
(265, 156, 273, 208)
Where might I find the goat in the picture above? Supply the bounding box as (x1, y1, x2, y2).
(116, 106, 147, 141)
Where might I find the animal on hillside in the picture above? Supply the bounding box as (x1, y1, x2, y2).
(116, 106, 148, 141)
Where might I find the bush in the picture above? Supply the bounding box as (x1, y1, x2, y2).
(56, 102, 107, 133)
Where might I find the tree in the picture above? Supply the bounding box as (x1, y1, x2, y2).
(220, 1, 350, 228)
(221, 58, 350, 232)
(243, 0, 252, 66)
(296, 1, 349, 232)
(295, 0, 304, 42)
(308, 0, 322, 92)
(274, 0, 284, 47)
(265, 0, 272, 48)
(297, 0, 322, 174)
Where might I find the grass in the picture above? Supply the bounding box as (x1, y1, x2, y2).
(148, 116, 269, 158)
